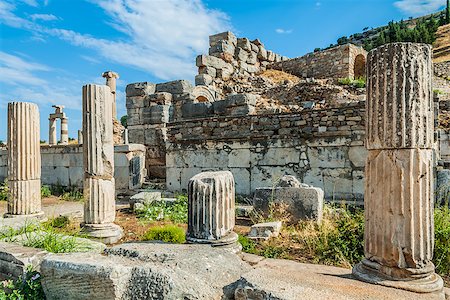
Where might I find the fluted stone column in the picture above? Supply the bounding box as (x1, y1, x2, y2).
(77, 130, 83, 145)
(48, 118, 57, 145)
(352, 43, 443, 294)
(60, 117, 68, 145)
(123, 128, 129, 145)
(187, 171, 240, 251)
(81, 84, 123, 244)
(6, 102, 43, 218)
(102, 71, 119, 119)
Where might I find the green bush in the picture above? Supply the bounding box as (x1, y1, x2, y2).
(0, 180, 8, 201)
(338, 77, 366, 88)
(136, 194, 188, 223)
(142, 225, 186, 244)
(314, 207, 365, 266)
(61, 190, 83, 202)
(0, 266, 45, 300)
(238, 234, 257, 254)
(40, 185, 51, 198)
(434, 205, 450, 275)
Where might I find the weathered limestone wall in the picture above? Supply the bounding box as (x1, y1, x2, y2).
(195, 31, 287, 100)
(269, 44, 367, 80)
(0, 145, 145, 192)
(166, 102, 367, 201)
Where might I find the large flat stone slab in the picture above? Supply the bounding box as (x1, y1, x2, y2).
(235, 258, 445, 300)
(41, 242, 250, 300)
(0, 242, 48, 280)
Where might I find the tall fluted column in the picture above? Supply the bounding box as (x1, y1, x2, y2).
(102, 71, 119, 119)
(77, 129, 83, 145)
(6, 102, 43, 218)
(352, 43, 443, 294)
(48, 118, 57, 145)
(60, 117, 69, 145)
(187, 171, 240, 252)
(81, 84, 123, 244)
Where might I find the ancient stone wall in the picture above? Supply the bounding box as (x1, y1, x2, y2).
(165, 102, 367, 201)
(0, 145, 145, 192)
(195, 31, 287, 100)
(268, 44, 367, 80)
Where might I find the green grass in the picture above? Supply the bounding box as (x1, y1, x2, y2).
(136, 194, 188, 223)
(142, 224, 186, 244)
(40, 185, 51, 198)
(0, 217, 92, 254)
(338, 77, 366, 88)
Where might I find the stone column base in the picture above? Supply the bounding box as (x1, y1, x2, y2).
(186, 231, 242, 253)
(352, 259, 444, 294)
(81, 223, 123, 244)
(3, 211, 45, 220)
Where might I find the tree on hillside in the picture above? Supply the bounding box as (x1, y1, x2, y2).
(447, 0, 449, 24)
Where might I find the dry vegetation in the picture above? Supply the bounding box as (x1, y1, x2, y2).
(433, 24, 450, 63)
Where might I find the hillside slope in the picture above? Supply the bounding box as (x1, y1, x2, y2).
(433, 24, 450, 62)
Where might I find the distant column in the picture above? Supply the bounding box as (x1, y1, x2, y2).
(6, 102, 43, 218)
(48, 118, 57, 145)
(77, 129, 83, 145)
(102, 71, 119, 119)
(60, 117, 69, 145)
(187, 171, 240, 251)
(123, 128, 129, 144)
(82, 84, 123, 244)
(352, 43, 443, 294)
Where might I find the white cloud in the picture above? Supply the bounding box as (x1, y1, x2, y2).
(394, 0, 446, 16)
(275, 28, 293, 34)
(0, 0, 232, 81)
(0, 51, 81, 109)
(30, 13, 59, 21)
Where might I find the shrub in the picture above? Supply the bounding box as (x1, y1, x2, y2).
(40, 185, 51, 198)
(238, 234, 257, 254)
(136, 194, 188, 223)
(0, 266, 45, 300)
(0, 180, 8, 201)
(142, 225, 186, 244)
(61, 190, 83, 202)
(434, 205, 450, 275)
(338, 77, 366, 88)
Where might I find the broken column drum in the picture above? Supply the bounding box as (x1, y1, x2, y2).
(6, 102, 43, 217)
(352, 43, 443, 294)
(187, 171, 239, 248)
(82, 84, 123, 243)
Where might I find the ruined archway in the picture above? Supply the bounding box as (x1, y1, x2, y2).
(353, 54, 366, 79)
(192, 86, 216, 103)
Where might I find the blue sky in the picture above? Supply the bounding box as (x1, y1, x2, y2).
(0, 0, 447, 142)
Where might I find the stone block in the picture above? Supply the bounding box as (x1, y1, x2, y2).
(235, 48, 249, 62)
(195, 74, 213, 86)
(196, 55, 231, 70)
(253, 185, 324, 222)
(228, 105, 255, 116)
(237, 38, 251, 51)
(246, 51, 257, 64)
(148, 92, 172, 105)
(226, 93, 258, 106)
(236, 205, 254, 217)
(126, 82, 156, 97)
(198, 66, 217, 78)
(209, 31, 237, 47)
(209, 41, 235, 57)
(0, 242, 48, 280)
(155, 80, 193, 95)
(142, 105, 170, 124)
(129, 191, 162, 210)
(257, 46, 267, 60)
(126, 96, 146, 109)
(181, 102, 213, 118)
(248, 221, 282, 240)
